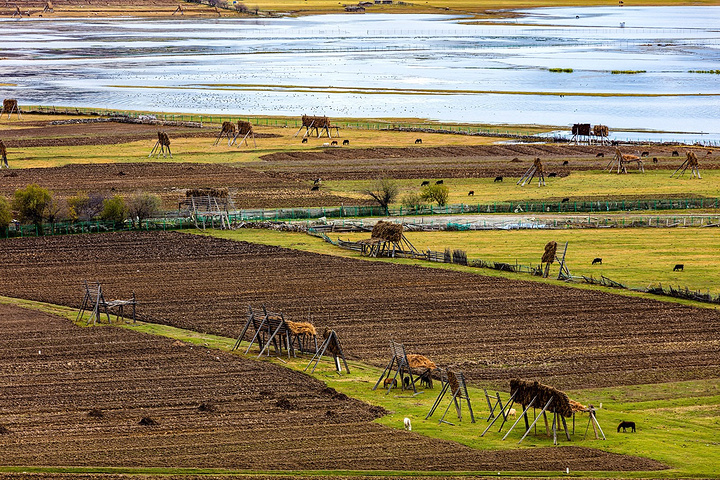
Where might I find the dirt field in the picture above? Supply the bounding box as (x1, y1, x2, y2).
(1, 232, 718, 391)
(0, 302, 664, 472)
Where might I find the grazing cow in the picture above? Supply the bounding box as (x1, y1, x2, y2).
(561, 197, 569, 203)
(313, 177, 321, 185)
(592, 257, 602, 265)
(435, 180, 443, 185)
(468, 190, 474, 196)
(563, 160, 569, 165)
(548, 172, 557, 178)
(403, 376, 411, 390)
(419, 370, 433, 389)
(596, 152, 605, 157)
(672, 151, 679, 157)
(611, 140, 619, 146)
(383, 378, 397, 389)
(301, 138, 308, 144)
(331, 140, 338, 145)
(653, 157, 658, 163)
(420, 180, 430, 186)
(310, 185, 319, 191)
(404, 417, 412, 431)
(673, 264, 684, 271)
(641, 151, 649, 157)
(342, 139, 349, 145)
(415, 138, 422, 144)
(617, 421, 636, 433)
(494, 176, 503, 182)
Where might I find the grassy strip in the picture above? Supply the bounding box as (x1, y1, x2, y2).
(2, 295, 719, 477)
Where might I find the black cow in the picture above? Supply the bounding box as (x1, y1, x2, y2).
(562, 160, 569, 165)
(653, 158, 658, 163)
(435, 180, 443, 185)
(592, 257, 602, 265)
(310, 185, 319, 191)
(415, 138, 422, 144)
(403, 376, 411, 390)
(301, 138, 308, 144)
(420, 180, 430, 186)
(617, 421, 636, 433)
(342, 139, 349, 145)
(596, 152, 605, 157)
(561, 197, 569, 203)
(641, 151, 649, 157)
(672, 151, 679, 157)
(548, 172, 557, 178)
(331, 140, 338, 145)
(673, 264, 684, 271)
(468, 190, 474, 196)
(494, 176, 503, 182)
(418, 371, 433, 389)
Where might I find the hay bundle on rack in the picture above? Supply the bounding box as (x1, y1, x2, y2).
(687, 150, 699, 167)
(569, 399, 588, 413)
(447, 370, 461, 394)
(593, 124, 609, 137)
(220, 121, 236, 135)
(371, 221, 403, 242)
(2, 99, 18, 114)
(541, 241, 557, 264)
(406, 354, 436, 371)
(286, 320, 317, 336)
(510, 379, 573, 417)
(323, 327, 341, 356)
(237, 120, 253, 135)
(572, 124, 591, 136)
(185, 187, 229, 198)
(158, 131, 170, 146)
(533, 157, 544, 174)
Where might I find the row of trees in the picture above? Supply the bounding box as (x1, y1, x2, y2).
(363, 179, 450, 214)
(0, 185, 162, 235)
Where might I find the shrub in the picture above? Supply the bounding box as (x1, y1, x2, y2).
(67, 192, 105, 222)
(12, 184, 52, 232)
(127, 192, 161, 227)
(400, 192, 423, 209)
(0, 197, 11, 235)
(420, 184, 449, 206)
(100, 195, 127, 225)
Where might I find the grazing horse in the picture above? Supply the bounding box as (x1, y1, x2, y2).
(592, 257, 602, 265)
(673, 264, 684, 271)
(617, 421, 635, 433)
(494, 176, 503, 182)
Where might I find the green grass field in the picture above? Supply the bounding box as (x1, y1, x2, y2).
(3, 295, 718, 478)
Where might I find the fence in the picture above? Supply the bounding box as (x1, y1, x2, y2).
(2, 217, 192, 239)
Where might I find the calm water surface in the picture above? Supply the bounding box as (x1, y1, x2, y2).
(1, 7, 719, 141)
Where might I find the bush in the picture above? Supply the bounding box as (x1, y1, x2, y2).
(67, 192, 105, 222)
(12, 184, 52, 232)
(420, 184, 449, 206)
(100, 195, 127, 225)
(0, 197, 11, 235)
(400, 192, 423, 209)
(127, 192, 161, 227)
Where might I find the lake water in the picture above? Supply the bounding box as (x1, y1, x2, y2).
(1, 7, 719, 142)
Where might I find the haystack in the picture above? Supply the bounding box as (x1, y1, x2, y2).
(371, 221, 403, 242)
(406, 354, 436, 371)
(541, 241, 557, 264)
(285, 320, 317, 336)
(593, 124, 608, 137)
(323, 327, 341, 356)
(2, 99, 18, 114)
(220, 121, 236, 135)
(237, 120, 253, 135)
(447, 370, 461, 394)
(533, 157, 544, 173)
(509, 378, 573, 418)
(572, 123, 591, 136)
(185, 187, 229, 198)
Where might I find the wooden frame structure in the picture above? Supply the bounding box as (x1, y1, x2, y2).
(233, 305, 321, 360)
(294, 115, 340, 139)
(305, 328, 350, 374)
(76, 280, 136, 325)
(178, 188, 235, 230)
(541, 241, 571, 280)
(213, 121, 236, 146)
(671, 150, 701, 179)
(571, 123, 591, 144)
(372, 341, 419, 394)
(517, 158, 546, 187)
(230, 120, 256, 148)
(592, 124, 609, 145)
(0, 139, 8, 169)
(426, 369, 475, 424)
(481, 379, 604, 445)
(2, 99, 21, 120)
(149, 131, 172, 158)
(606, 148, 644, 174)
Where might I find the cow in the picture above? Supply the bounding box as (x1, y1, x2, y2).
(468, 190, 474, 196)
(310, 185, 319, 191)
(420, 180, 430, 186)
(562, 160, 569, 165)
(596, 152, 605, 157)
(673, 264, 684, 271)
(548, 172, 557, 177)
(611, 140, 619, 146)
(561, 197, 569, 203)
(435, 180, 443, 185)
(672, 151, 679, 157)
(383, 378, 397, 389)
(415, 138, 422, 144)
(592, 257, 602, 265)
(313, 177, 321, 185)
(653, 158, 658, 163)
(617, 421, 636, 433)
(418, 370, 433, 389)
(301, 138, 308, 144)
(641, 151, 649, 157)
(342, 139, 349, 145)
(494, 176, 503, 182)
(331, 140, 338, 146)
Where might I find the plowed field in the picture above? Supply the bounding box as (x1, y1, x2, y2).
(1, 232, 718, 391)
(0, 303, 664, 471)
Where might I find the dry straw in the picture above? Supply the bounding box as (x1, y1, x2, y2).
(185, 187, 229, 198)
(371, 221, 403, 242)
(509, 379, 575, 417)
(285, 320, 317, 336)
(541, 241, 557, 264)
(406, 354, 436, 371)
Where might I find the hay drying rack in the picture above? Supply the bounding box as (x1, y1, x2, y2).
(76, 280, 136, 325)
(179, 188, 236, 230)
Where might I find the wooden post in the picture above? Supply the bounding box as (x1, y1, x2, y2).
(502, 396, 537, 441)
(518, 396, 554, 444)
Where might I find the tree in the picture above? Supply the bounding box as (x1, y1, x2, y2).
(12, 184, 52, 232)
(127, 192, 161, 228)
(67, 191, 105, 222)
(420, 184, 449, 206)
(100, 195, 127, 226)
(0, 197, 11, 236)
(363, 178, 398, 215)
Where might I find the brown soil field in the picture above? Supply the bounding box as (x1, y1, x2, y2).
(0, 0, 227, 18)
(0, 163, 362, 210)
(0, 302, 664, 472)
(1, 232, 718, 391)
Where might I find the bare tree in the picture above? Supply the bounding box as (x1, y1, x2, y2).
(363, 178, 398, 215)
(127, 192, 161, 228)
